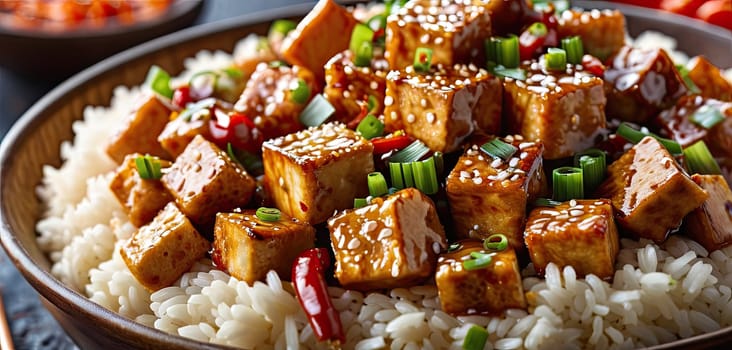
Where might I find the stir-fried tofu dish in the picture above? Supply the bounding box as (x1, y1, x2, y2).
(37, 0, 732, 349)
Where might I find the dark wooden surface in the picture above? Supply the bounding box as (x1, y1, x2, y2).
(0, 1, 308, 348)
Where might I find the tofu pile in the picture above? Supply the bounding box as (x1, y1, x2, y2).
(101, 0, 732, 319)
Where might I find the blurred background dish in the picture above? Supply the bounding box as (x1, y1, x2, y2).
(0, 0, 203, 80)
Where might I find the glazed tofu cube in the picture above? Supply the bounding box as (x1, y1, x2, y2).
(524, 199, 620, 279)
(684, 175, 732, 252)
(109, 154, 173, 227)
(106, 94, 171, 163)
(262, 123, 374, 224)
(474, 0, 526, 35)
(656, 95, 732, 159)
(162, 135, 256, 228)
(324, 50, 389, 123)
(503, 62, 606, 160)
(686, 56, 732, 102)
(436, 239, 525, 315)
(446, 135, 546, 250)
(596, 136, 708, 242)
(234, 63, 320, 141)
(121, 202, 210, 291)
(158, 99, 216, 158)
(605, 46, 688, 124)
(280, 0, 358, 80)
(328, 188, 447, 291)
(385, 0, 491, 70)
(556, 9, 626, 61)
(212, 210, 315, 284)
(384, 64, 502, 153)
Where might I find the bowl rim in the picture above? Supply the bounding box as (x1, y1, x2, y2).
(0, 0, 204, 39)
(0, 1, 731, 349)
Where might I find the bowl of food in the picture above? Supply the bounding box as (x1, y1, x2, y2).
(0, 0, 203, 79)
(1, 0, 731, 349)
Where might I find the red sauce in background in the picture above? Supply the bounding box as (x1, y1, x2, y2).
(0, 0, 173, 32)
(612, 0, 732, 31)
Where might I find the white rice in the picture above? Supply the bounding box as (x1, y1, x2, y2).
(35, 29, 732, 349)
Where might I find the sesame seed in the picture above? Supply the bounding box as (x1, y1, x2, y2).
(490, 158, 502, 168)
(426, 112, 436, 123)
(473, 177, 483, 185)
(407, 114, 416, 123)
(384, 95, 394, 106)
(344, 66, 353, 75)
(509, 158, 519, 167)
(569, 199, 577, 207)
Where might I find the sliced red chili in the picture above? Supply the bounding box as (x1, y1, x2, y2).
(172, 85, 192, 109)
(372, 134, 412, 155)
(292, 248, 345, 344)
(519, 23, 548, 60)
(209, 111, 263, 154)
(581, 54, 606, 77)
(347, 101, 370, 129)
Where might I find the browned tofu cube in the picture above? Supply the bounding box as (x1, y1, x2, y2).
(384, 64, 502, 153)
(121, 202, 210, 291)
(686, 56, 732, 102)
(280, 0, 358, 81)
(524, 199, 620, 279)
(162, 135, 256, 228)
(262, 123, 374, 224)
(436, 239, 526, 315)
(328, 188, 447, 291)
(656, 95, 732, 159)
(684, 175, 732, 252)
(106, 94, 171, 164)
(158, 101, 214, 158)
(557, 9, 626, 61)
(234, 63, 320, 141)
(212, 210, 316, 284)
(473, 0, 526, 36)
(109, 154, 173, 227)
(596, 136, 708, 242)
(385, 0, 491, 70)
(324, 50, 389, 123)
(605, 46, 688, 124)
(446, 135, 546, 250)
(503, 62, 606, 160)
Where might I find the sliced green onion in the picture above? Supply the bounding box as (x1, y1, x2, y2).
(528, 22, 548, 37)
(447, 242, 462, 253)
(354, 40, 374, 67)
(401, 162, 415, 188)
(616, 122, 683, 155)
(229, 147, 263, 176)
(462, 325, 489, 350)
(227, 143, 242, 165)
(389, 140, 430, 163)
(269, 19, 297, 37)
(179, 97, 216, 122)
(545, 47, 567, 71)
(299, 94, 335, 127)
(684, 140, 722, 175)
(354, 198, 369, 208)
(561, 36, 584, 65)
(463, 252, 493, 271)
(413, 47, 434, 73)
(222, 67, 244, 79)
(433, 152, 444, 177)
(690, 105, 725, 129)
(367, 94, 379, 114)
(389, 162, 406, 189)
(290, 79, 311, 104)
(412, 156, 439, 195)
(368, 14, 387, 31)
(368, 172, 389, 197)
(480, 139, 517, 161)
(269, 60, 289, 68)
(145, 65, 173, 99)
(553, 167, 584, 201)
(676, 64, 701, 94)
(356, 115, 384, 140)
(256, 207, 281, 222)
(484, 234, 508, 251)
(574, 148, 606, 193)
(487, 36, 520, 68)
(135, 155, 162, 180)
(534, 198, 562, 207)
(349, 23, 374, 55)
(493, 66, 527, 80)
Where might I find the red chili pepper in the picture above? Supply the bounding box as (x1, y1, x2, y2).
(519, 22, 548, 60)
(172, 85, 192, 109)
(581, 54, 606, 78)
(347, 100, 370, 129)
(209, 111, 263, 154)
(371, 134, 412, 155)
(292, 248, 344, 344)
